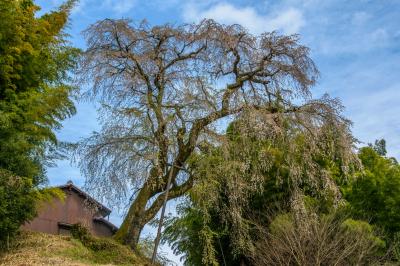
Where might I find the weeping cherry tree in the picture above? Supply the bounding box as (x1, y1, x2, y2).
(77, 19, 354, 249)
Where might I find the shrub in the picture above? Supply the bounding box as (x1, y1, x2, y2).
(69, 223, 157, 265)
(0, 169, 37, 249)
(344, 147, 400, 239)
(70, 223, 120, 251)
(253, 212, 384, 266)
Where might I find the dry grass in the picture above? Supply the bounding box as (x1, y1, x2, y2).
(0, 230, 149, 266)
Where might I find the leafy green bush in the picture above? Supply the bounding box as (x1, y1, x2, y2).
(0, 169, 36, 248)
(69, 223, 154, 265)
(70, 223, 120, 251)
(0, 169, 63, 249)
(393, 232, 400, 261)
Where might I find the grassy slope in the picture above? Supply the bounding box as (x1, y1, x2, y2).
(0, 231, 151, 266)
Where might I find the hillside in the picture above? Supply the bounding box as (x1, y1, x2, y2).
(0, 231, 150, 266)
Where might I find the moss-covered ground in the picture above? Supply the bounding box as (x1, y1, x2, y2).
(0, 230, 151, 266)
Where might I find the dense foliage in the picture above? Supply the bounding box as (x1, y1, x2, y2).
(345, 145, 400, 240)
(0, 0, 79, 181)
(163, 127, 399, 265)
(0, 170, 36, 245)
(0, 0, 79, 247)
(163, 118, 358, 265)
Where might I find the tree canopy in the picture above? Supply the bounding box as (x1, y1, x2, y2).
(76, 18, 356, 249)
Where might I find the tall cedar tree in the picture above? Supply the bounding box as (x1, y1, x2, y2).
(0, 0, 79, 244)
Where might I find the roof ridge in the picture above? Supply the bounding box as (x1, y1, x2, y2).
(58, 182, 112, 217)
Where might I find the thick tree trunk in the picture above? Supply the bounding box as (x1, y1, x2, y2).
(113, 167, 193, 249)
(114, 182, 153, 249)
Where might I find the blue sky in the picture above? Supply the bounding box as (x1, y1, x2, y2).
(36, 0, 400, 264)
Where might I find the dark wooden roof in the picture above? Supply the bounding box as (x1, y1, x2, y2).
(93, 217, 119, 233)
(58, 181, 112, 217)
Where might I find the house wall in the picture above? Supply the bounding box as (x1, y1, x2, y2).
(92, 221, 114, 237)
(22, 188, 115, 237)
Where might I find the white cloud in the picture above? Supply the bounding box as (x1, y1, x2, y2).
(101, 0, 136, 14)
(70, 0, 137, 15)
(183, 2, 305, 35)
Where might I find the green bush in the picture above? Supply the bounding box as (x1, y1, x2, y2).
(0, 169, 36, 248)
(344, 147, 400, 239)
(70, 223, 120, 251)
(69, 223, 153, 265)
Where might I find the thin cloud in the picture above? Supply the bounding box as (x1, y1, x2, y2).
(71, 0, 137, 15)
(183, 2, 305, 35)
(103, 0, 136, 14)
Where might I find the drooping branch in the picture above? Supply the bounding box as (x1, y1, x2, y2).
(76, 18, 334, 249)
